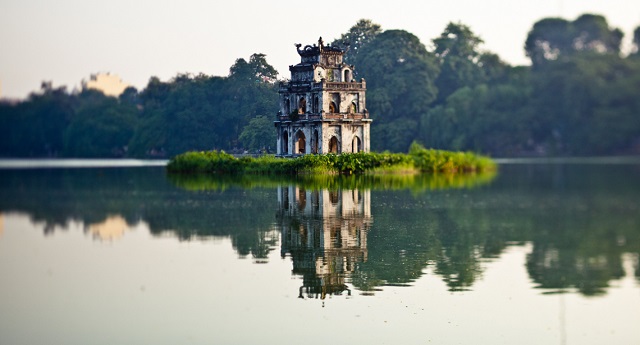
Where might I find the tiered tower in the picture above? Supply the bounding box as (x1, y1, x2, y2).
(275, 37, 371, 156)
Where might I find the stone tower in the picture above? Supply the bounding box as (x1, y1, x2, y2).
(275, 37, 371, 156)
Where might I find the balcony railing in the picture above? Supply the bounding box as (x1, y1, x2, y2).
(276, 112, 367, 121)
(323, 82, 365, 90)
(280, 81, 366, 91)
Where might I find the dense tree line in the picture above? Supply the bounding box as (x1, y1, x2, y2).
(1, 14, 639, 157)
(0, 54, 278, 158)
(342, 15, 640, 155)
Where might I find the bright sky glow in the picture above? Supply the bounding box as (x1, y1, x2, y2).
(1, 0, 639, 99)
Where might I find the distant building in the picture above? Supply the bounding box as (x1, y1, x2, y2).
(82, 73, 130, 97)
(275, 37, 372, 156)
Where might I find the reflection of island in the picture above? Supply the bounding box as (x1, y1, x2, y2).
(1, 166, 639, 297)
(275, 186, 372, 299)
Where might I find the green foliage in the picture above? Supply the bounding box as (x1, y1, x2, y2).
(63, 90, 137, 157)
(0, 53, 278, 158)
(167, 146, 494, 176)
(229, 53, 278, 83)
(433, 23, 482, 98)
(166, 150, 241, 173)
(129, 55, 278, 157)
(169, 170, 497, 194)
(357, 29, 439, 152)
(239, 115, 276, 152)
(331, 19, 383, 68)
(3, 15, 640, 158)
(408, 142, 495, 172)
(530, 54, 640, 154)
(525, 14, 622, 68)
(0, 83, 73, 157)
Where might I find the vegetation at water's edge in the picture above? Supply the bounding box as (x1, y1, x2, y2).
(166, 142, 495, 175)
(168, 169, 497, 193)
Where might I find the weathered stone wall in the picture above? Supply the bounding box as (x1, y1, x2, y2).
(322, 124, 342, 153)
(293, 70, 314, 82)
(276, 38, 371, 157)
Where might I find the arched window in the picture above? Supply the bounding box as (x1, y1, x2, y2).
(344, 69, 351, 82)
(352, 136, 361, 153)
(283, 131, 289, 155)
(329, 136, 339, 153)
(329, 102, 337, 113)
(284, 98, 290, 115)
(298, 97, 306, 114)
(295, 130, 306, 154)
(350, 102, 357, 113)
(313, 96, 319, 113)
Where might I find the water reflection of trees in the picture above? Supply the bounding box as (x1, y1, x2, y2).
(0, 168, 278, 259)
(1, 164, 639, 296)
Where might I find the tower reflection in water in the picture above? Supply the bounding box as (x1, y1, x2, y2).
(276, 186, 372, 300)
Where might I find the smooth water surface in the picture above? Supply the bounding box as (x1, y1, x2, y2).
(0, 162, 639, 344)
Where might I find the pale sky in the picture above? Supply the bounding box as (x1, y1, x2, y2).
(1, 0, 639, 99)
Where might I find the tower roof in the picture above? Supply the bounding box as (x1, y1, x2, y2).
(295, 37, 345, 57)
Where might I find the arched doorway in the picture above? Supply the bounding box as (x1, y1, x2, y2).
(298, 97, 306, 114)
(283, 131, 289, 155)
(295, 130, 306, 154)
(312, 130, 319, 154)
(352, 136, 361, 153)
(329, 136, 339, 154)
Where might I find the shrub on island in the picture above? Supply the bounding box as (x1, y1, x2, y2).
(166, 142, 495, 175)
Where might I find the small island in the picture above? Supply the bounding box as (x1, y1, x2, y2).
(166, 142, 495, 175)
(168, 38, 494, 176)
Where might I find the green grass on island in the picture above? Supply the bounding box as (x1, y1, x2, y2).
(166, 142, 496, 175)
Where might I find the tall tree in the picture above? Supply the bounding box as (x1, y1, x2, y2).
(229, 53, 278, 83)
(331, 19, 382, 68)
(525, 18, 572, 67)
(357, 30, 439, 152)
(432, 22, 487, 103)
(572, 14, 623, 53)
(128, 54, 278, 157)
(525, 14, 623, 68)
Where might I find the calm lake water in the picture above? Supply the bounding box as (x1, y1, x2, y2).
(0, 160, 639, 345)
